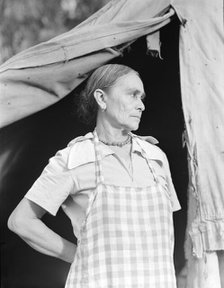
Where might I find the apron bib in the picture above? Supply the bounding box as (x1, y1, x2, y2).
(65, 131, 176, 288)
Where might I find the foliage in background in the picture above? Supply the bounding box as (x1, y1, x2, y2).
(0, 0, 109, 65)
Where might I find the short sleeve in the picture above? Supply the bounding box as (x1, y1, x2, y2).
(25, 147, 74, 216)
(162, 152, 181, 212)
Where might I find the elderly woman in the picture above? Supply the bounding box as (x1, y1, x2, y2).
(8, 64, 181, 287)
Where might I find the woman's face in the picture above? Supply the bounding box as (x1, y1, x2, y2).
(103, 72, 145, 132)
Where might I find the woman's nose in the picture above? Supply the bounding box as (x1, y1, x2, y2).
(138, 99, 145, 111)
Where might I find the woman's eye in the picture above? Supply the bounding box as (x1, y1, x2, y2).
(128, 91, 145, 100)
(132, 93, 145, 101)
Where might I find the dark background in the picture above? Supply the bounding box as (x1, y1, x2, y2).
(0, 18, 188, 287)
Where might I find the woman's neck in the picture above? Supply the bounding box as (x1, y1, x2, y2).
(95, 121, 129, 143)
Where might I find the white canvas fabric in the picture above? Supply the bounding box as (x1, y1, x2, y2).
(174, 0, 224, 258)
(0, 0, 174, 128)
(174, 0, 224, 287)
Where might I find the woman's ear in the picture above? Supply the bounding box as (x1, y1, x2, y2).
(93, 89, 107, 111)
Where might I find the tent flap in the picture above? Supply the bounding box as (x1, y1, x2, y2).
(0, 0, 174, 128)
(176, 0, 224, 258)
(146, 31, 162, 58)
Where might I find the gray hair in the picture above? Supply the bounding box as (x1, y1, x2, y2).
(77, 64, 139, 124)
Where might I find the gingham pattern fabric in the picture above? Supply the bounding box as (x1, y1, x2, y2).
(65, 131, 176, 288)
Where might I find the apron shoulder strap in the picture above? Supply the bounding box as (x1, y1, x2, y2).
(131, 135, 159, 183)
(93, 130, 104, 185)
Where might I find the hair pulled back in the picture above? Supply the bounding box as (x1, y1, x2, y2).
(77, 64, 139, 124)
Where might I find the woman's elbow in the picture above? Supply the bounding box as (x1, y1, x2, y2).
(8, 198, 46, 237)
(8, 198, 47, 240)
(8, 209, 25, 235)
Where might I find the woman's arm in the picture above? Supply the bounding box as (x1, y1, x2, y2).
(8, 197, 76, 263)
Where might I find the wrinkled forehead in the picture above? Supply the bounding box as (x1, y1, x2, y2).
(113, 72, 144, 90)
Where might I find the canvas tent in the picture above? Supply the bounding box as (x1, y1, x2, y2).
(0, 0, 223, 287)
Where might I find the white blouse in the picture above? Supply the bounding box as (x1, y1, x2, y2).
(25, 132, 181, 238)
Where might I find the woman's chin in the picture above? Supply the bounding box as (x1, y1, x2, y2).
(124, 124, 139, 132)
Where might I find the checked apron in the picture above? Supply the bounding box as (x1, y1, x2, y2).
(65, 132, 176, 288)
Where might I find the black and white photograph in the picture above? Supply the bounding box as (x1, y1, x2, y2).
(0, 0, 223, 287)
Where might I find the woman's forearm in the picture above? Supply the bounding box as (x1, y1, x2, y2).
(8, 198, 76, 263)
(17, 217, 77, 263)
